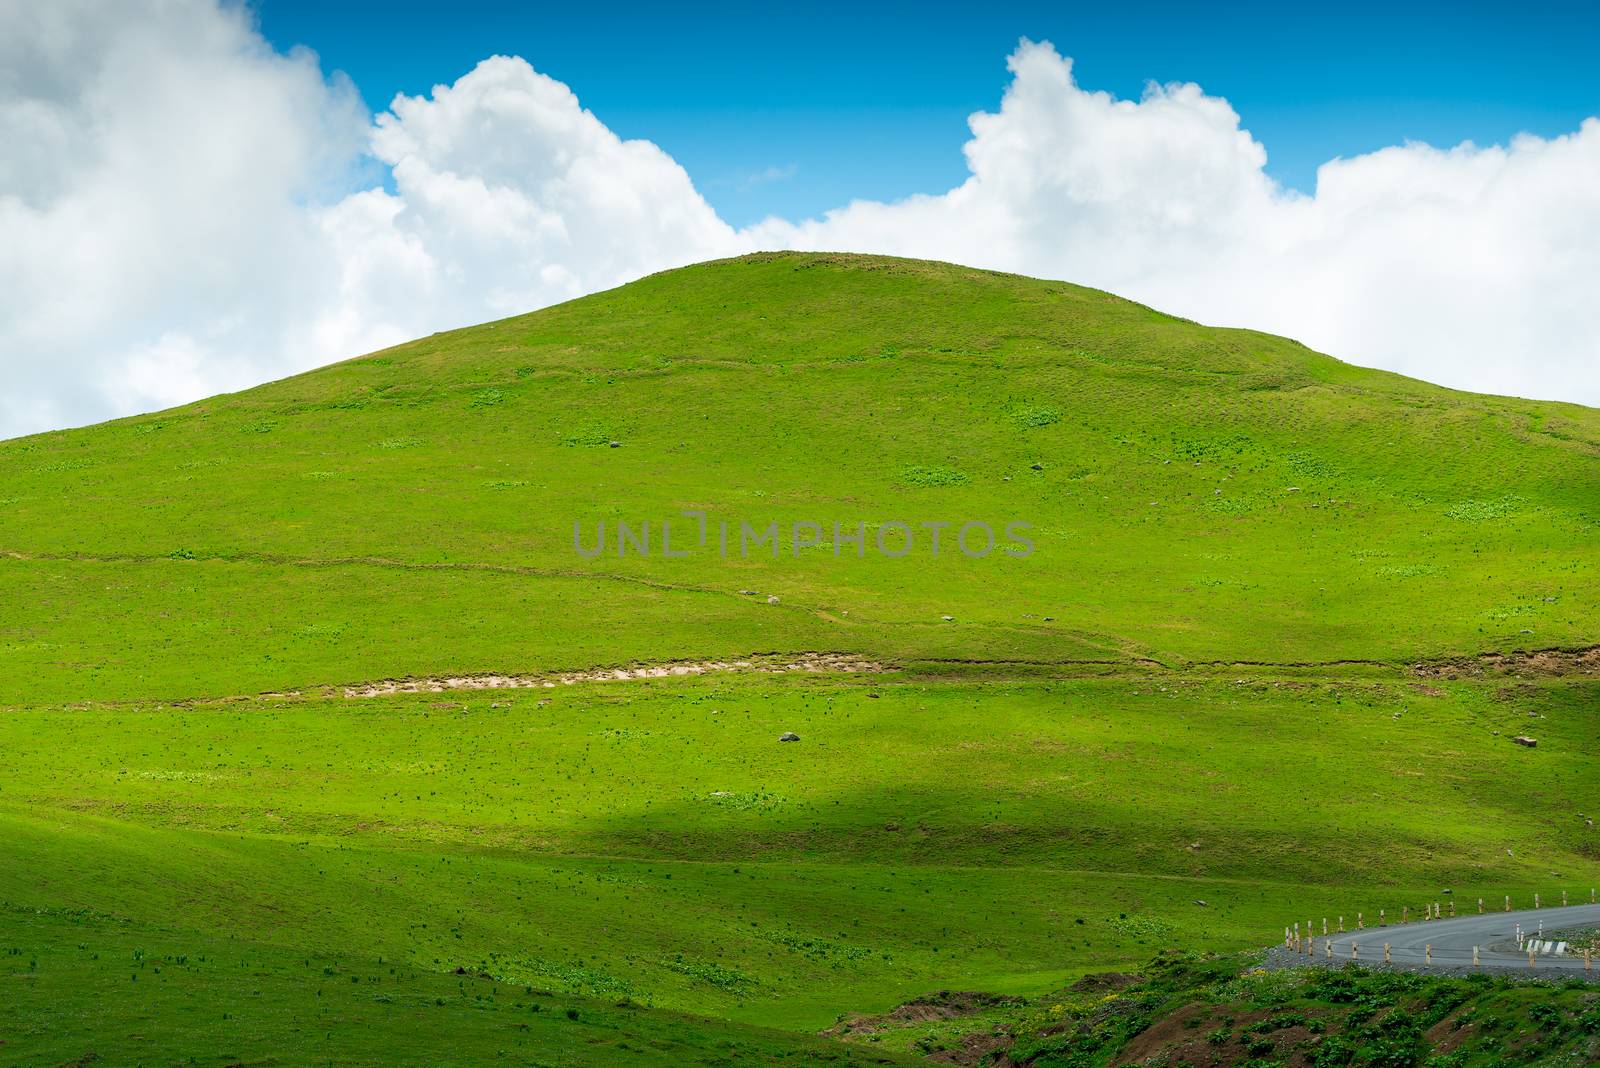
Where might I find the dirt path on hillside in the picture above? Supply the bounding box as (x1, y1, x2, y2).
(341, 653, 887, 697)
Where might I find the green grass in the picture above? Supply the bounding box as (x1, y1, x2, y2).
(0, 253, 1596, 1062)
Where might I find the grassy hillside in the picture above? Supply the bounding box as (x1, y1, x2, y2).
(1, 253, 1596, 1064)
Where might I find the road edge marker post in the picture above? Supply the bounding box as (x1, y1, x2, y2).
(1505, 895, 1511, 912)
(1478, 897, 1484, 914)
(1384, 942, 1392, 963)
(1425, 944, 1431, 965)
(1472, 945, 1479, 968)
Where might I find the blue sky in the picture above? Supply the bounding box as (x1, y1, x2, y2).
(257, 0, 1600, 226)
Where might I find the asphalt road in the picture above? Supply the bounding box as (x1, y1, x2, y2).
(1286, 903, 1600, 973)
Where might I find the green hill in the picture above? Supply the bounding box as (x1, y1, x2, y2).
(1, 253, 1596, 1064)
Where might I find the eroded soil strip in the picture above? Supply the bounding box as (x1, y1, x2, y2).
(341, 653, 887, 698)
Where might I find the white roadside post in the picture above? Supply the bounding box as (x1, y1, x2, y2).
(1472, 945, 1480, 968)
(1338, 915, 1345, 933)
(1477, 897, 1484, 914)
(1425, 944, 1432, 965)
(1504, 895, 1511, 913)
(1384, 942, 1392, 963)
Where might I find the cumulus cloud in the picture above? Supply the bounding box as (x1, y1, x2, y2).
(754, 42, 1600, 405)
(2, 7, 1598, 440)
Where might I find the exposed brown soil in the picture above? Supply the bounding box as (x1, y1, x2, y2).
(1413, 645, 1600, 679)
(1112, 1003, 1328, 1067)
(1068, 972, 1140, 994)
(822, 990, 1022, 1039)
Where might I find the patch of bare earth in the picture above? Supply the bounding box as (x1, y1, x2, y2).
(344, 652, 886, 698)
(1413, 645, 1600, 680)
(822, 990, 1022, 1040)
(1112, 1004, 1330, 1068)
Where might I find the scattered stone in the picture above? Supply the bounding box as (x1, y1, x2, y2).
(1513, 736, 1538, 748)
(738, 589, 757, 596)
(1194, 900, 1208, 907)
(607, 440, 620, 448)
(779, 732, 800, 742)
(1030, 462, 1043, 470)
(941, 614, 954, 621)
(766, 595, 780, 604)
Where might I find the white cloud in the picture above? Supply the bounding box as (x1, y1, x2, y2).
(753, 42, 1600, 405)
(2, 8, 1597, 440)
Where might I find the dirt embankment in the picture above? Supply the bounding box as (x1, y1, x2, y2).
(1412, 645, 1600, 680)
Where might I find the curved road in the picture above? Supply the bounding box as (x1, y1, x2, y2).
(1296, 904, 1600, 972)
